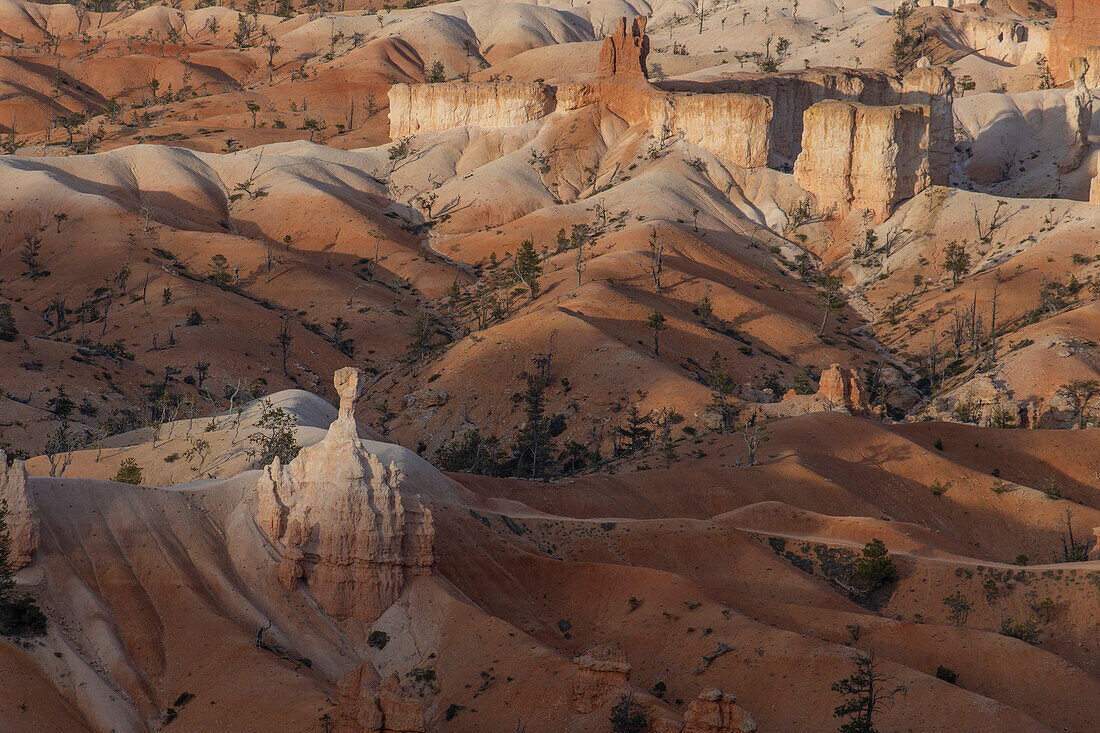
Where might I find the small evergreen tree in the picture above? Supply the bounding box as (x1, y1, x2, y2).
(113, 457, 143, 484)
(0, 303, 17, 342)
(832, 649, 904, 733)
(512, 373, 552, 477)
(513, 239, 543, 299)
(248, 400, 301, 465)
(853, 539, 898, 592)
(617, 403, 653, 455)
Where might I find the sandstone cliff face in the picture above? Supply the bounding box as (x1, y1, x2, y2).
(899, 61, 954, 186)
(1058, 57, 1093, 174)
(660, 69, 898, 166)
(336, 664, 425, 733)
(388, 82, 555, 137)
(1051, 0, 1100, 83)
(0, 452, 37, 569)
(794, 99, 930, 221)
(597, 15, 649, 79)
(572, 646, 631, 713)
(256, 368, 434, 623)
(682, 687, 758, 733)
(650, 93, 772, 169)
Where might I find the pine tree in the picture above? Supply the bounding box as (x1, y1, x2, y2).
(513, 239, 543, 299)
(832, 649, 904, 733)
(512, 373, 552, 477)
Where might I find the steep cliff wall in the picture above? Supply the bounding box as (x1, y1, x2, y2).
(1051, 0, 1100, 83)
(388, 82, 555, 137)
(650, 93, 772, 169)
(794, 99, 931, 221)
(256, 368, 434, 624)
(659, 69, 898, 166)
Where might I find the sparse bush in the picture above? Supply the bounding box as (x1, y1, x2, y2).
(609, 691, 650, 733)
(248, 400, 301, 466)
(935, 665, 958, 684)
(367, 630, 389, 649)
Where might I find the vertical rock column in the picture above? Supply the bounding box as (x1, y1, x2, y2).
(256, 368, 434, 624)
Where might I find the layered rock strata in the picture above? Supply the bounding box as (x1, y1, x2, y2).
(794, 99, 931, 221)
(388, 81, 555, 137)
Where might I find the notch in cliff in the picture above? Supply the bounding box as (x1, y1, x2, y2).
(597, 16, 650, 80)
(256, 368, 434, 624)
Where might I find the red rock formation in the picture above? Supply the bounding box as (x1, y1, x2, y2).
(1051, 0, 1100, 83)
(0, 452, 37, 569)
(597, 16, 649, 80)
(572, 646, 631, 713)
(816, 364, 869, 414)
(683, 687, 758, 732)
(257, 368, 434, 623)
(337, 664, 425, 733)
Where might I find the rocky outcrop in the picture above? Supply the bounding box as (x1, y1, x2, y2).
(572, 646, 631, 713)
(683, 688, 758, 733)
(650, 93, 772, 169)
(900, 60, 954, 185)
(659, 69, 899, 166)
(388, 82, 555, 137)
(0, 452, 37, 569)
(337, 664, 425, 733)
(597, 15, 649, 80)
(1051, 0, 1100, 83)
(816, 363, 869, 414)
(1089, 527, 1100, 561)
(794, 99, 931, 221)
(256, 368, 434, 623)
(1058, 57, 1093, 174)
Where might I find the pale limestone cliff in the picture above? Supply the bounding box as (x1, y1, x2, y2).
(256, 368, 434, 623)
(388, 82, 555, 137)
(597, 15, 649, 80)
(0, 451, 37, 569)
(683, 687, 758, 733)
(1089, 527, 1100, 561)
(572, 646, 631, 713)
(659, 69, 898, 165)
(336, 665, 425, 733)
(650, 93, 772, 169)
(900, 60, 954, 185)
(794, 99, 930, 221)
(1058, 57, 1093, 174)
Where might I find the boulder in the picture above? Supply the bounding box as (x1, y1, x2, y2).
(256, 368, 434, 623)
